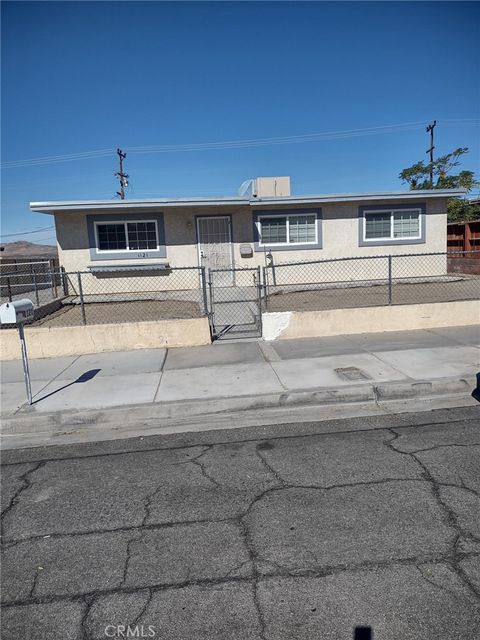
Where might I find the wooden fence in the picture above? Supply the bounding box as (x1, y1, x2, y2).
(447, 221, 480, 274)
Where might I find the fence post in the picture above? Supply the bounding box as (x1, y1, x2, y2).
(7, 277, 12, 302)
(256, 266, 263, 335)
(52, 268, 58, 299)
(61, 266, 69, 297)
(49, 268, 55, 299)
(262, 266, 269, 310)
(207, 268, 215, 335)
(77, 272, 87, 325)
(32, 270, 40, 306)
(387, 255, 393, 305)
(200, 266, 209, 316)
(49, 259, 57, 299)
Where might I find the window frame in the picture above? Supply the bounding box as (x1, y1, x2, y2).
(358, 204, 426, 247)
(253, 209, 322, 252)
(87, 212, 167, 261)
(94, 219, 160, 253)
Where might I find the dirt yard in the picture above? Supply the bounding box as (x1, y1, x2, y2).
(31, 299, 202, 327)
(266, 277, 480, 312)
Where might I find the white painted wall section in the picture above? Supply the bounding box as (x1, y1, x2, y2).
(262, 312, 292, 340)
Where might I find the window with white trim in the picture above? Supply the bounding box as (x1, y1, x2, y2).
(363, 209, 421, 241)
(258, 213, 317, 246)
(95, 221, 159, 252)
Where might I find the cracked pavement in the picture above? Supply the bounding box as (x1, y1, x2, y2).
(1, 405, 479, 639)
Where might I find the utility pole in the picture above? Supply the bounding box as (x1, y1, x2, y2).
(114, 148, 129, 199)
(426, 120, 436, 187)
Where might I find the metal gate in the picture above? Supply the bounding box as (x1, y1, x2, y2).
(208, 266, 263, 339)
(196, 216, 234, 285)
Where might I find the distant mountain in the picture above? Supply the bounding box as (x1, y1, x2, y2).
(0, 241, 58, 257)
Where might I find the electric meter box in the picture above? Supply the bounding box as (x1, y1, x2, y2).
(0, 299, 34, 325)
(240, 244, 253, 258)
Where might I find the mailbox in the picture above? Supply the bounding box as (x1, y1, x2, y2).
(0, 299, 35, 404)
(0, 299, 34, 325)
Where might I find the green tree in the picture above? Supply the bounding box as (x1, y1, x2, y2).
(446, 197, 480, 223)
(399, 147, 479, 222)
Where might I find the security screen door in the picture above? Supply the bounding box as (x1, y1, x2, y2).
(197, 216, 234, 285)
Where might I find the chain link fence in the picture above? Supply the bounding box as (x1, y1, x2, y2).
(0, 259, 60, 303)
(263, 250, 480, 312)
(1, 265, 208, 328)
(2, 251, 478, 331)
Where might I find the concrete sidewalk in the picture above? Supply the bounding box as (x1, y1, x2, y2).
(1, 325, 479, 448)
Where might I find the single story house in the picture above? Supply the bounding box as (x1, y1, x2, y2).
(30, 177, 464, 291)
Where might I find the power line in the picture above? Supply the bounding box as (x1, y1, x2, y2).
(2, 119, 479, 169)
(0, 226, 55, 238)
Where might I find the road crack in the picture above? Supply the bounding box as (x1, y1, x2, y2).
(386, 427, 480, 601)
(80, 594, 94, 640)
(121, 532, 144, 588)
(1, 461, 46, 540)
(255, 443, 287, 487)
(129, 588, 153, 628)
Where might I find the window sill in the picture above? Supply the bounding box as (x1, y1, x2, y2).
(359, 237, 425, 247)
(88, 263, 170, 273)
(255, 243, 322, 252)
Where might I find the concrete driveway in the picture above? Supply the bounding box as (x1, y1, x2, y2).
(1, 406, 479, 639)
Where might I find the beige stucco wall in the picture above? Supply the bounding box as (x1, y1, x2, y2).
(0, 317, 211, 360)
(53, 198, 448, 291)
(262, 299, 480, 340)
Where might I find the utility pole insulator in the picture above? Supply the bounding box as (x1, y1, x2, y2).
(114, 148, 129, 200)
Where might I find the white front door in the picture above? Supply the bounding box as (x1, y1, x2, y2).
(197, 216, 234, 285)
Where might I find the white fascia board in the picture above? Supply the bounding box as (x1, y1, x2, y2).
(30, 197, 249, 214)
(251, 189, 466, 206)
(30, 189, 465, 214)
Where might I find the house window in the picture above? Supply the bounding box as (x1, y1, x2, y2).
(363, 209, 421, 242)
(258, 213, 317, 247)
(95, 221, 159, 252)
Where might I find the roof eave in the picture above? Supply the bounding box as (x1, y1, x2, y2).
(30, 198, 250, 214)
(252, 189, 466, 206)
(30, 189, 466, 214)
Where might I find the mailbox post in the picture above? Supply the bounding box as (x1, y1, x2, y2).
(0, 299, 35, 405)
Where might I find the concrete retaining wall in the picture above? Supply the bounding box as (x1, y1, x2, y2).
(0, 317, 211, 360)
(262, 300, 480, 340)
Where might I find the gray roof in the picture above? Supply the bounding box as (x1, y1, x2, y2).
(30, 189, 465, 214)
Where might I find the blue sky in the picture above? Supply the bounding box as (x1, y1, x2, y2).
(1, 1, 479, 244)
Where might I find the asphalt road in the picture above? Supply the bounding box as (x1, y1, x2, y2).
(1, 406, 479, 640)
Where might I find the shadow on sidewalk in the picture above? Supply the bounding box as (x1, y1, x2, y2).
(32, 369, 101, 405)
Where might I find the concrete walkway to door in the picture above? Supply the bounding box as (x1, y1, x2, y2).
(1, 325, 478, 449)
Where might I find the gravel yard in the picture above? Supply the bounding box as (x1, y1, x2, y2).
(30, 299, 202, 327)
(266, 277, 480, 312)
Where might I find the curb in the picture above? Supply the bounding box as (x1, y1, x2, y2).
(2, 375, 476, 435)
